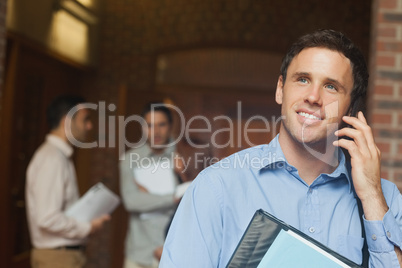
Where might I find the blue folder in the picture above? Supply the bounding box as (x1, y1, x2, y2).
(226, 209, 362, 268)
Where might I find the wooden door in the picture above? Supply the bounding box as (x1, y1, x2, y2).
(0, 36, 84, 268)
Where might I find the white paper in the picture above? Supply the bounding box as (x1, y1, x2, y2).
(65, 182, 120, 222)
(133, 162, 178, 220)
(133, 163, 177, 195)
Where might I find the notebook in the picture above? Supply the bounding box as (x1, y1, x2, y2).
(226, 209, 362, 268)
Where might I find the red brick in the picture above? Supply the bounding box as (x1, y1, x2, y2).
(394, 169, 402, 179)
(373, 85, 394, 96)
(381, 167, 391, 178)
(372, 113, 393, 125)
(377, 41, 402, 52)
(377, 141, 391, 153)
(378, 26, 397, 38)
(373, 128, 382, 139)
(379, 0, 398, 9)
(377, 54, 396, 67)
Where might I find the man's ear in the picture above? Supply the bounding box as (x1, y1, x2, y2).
(275, 76, 284, 105)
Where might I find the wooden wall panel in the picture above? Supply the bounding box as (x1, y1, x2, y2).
(0, 35, 84, 268)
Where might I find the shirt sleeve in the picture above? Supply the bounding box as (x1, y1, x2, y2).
(160, 172, 224, 268)
(119, 154, 176, 213)
(31, 154, 91, 239)
(363, 182, 402, 268)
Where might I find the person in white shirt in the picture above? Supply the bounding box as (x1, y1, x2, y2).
(119, 103, 186, 268)
(26, 95, 110, 268)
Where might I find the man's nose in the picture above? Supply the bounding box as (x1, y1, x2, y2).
(152, 125, 161, 134)
(87, 121, 93, 130)
(304, 84, 322, 106)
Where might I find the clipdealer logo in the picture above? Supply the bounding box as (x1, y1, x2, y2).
(64, 102, 282, 160)
(64, 101, 343, 165)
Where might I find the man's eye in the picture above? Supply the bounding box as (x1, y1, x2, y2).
(326, 84, 337, 91)
(298, 78, 308, 83)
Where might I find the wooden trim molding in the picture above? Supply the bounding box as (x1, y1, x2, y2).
(6, 30, 95, 72)
(0, 37, 20, 268)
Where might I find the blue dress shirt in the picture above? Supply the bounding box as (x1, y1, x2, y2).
(160, 135, 402, 268)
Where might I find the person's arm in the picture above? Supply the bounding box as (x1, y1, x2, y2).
(335, 112, 402, 267)
(160, 172, 223, 268)
(31, 156, 91, 239)
(119, 154, 176, 213)
(363, 200, 402, 267)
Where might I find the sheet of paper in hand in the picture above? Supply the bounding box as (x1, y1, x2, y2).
(65, 182, 120, 222)
(133, 162, 177, 195)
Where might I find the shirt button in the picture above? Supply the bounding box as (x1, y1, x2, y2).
(286, 166, 292, 172)
(372, 234, 377, 241)
(309, 227, 315, 233)
(387, 231, 391, 238)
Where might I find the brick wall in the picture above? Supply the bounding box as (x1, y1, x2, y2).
(370, 0, 402, 188)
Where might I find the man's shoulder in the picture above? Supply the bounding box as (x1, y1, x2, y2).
(27, 141, 67, 175)
(32, 140, 65, 161)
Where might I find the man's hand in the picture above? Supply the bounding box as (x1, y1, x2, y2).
(135, 181, 149, 193)
(333, 111, 388, 220)
(334, 111, 402, 267)
(154, 246, 164, 260)
(90, 214, 111, 234)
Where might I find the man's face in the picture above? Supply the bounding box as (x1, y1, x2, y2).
(275, 47, 353, 147)
(144, 111, 171, 148)
(70, 107, 93, 142)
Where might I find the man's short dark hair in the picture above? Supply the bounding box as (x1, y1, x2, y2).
(46, 95, 86, 130)
(280, 29, 369, 117)
(141, 102, 173, 124)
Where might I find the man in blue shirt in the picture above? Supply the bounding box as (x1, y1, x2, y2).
(159, 30, 402, 267)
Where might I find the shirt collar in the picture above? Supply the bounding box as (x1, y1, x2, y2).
(46, 134, 74, 158)
(259, 135, 353, 192)
(258, 135, 287, 169)
(326, 150, 353, 193)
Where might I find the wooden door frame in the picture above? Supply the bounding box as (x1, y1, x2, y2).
(0, 32, 91, 268)
(0, 37, 20, 268)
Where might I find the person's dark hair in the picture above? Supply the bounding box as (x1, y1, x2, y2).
(141, 102, 173, 124)
(46, 95, 86, 130)
(280, 29, 369, 117)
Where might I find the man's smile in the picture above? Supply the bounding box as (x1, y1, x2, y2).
(297, 111, 322, 120)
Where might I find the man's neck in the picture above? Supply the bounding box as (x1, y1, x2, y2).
(150, 147, 166, 155)
(148, 143, 169, 155)
(278, 133, 339, 185)
(50, 128, 69, 144)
